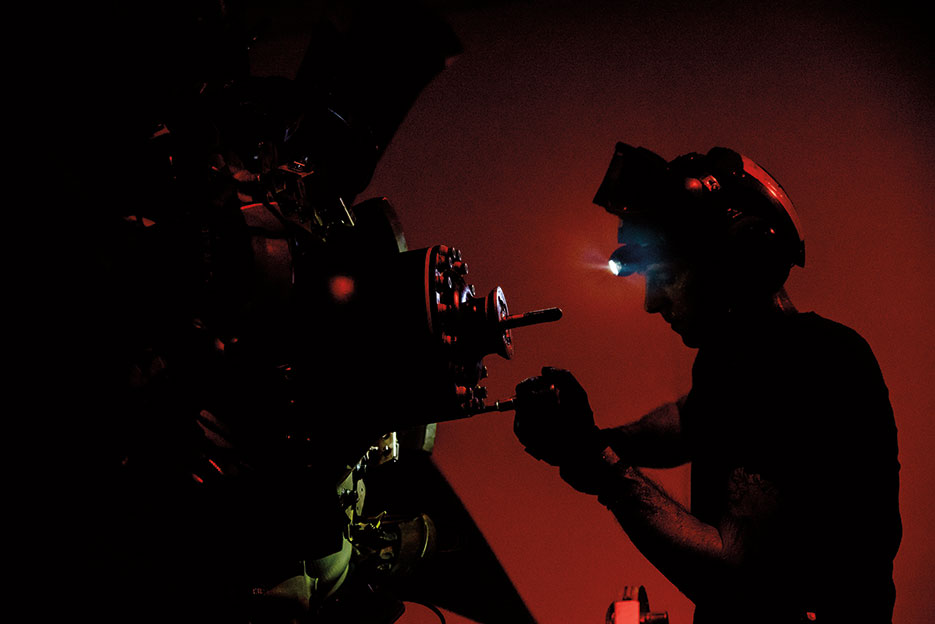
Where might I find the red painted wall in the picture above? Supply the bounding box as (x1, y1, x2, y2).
(362, 2, 933, 623)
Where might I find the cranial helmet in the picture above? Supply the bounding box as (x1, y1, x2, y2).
(594, 142, 805, 295)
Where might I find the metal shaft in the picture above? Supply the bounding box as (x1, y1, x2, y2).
(472, 397, 516, 414)
(500, 307, 563, 330)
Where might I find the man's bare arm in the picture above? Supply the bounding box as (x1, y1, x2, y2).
(601, 396, 691, 468)
(595, 449, 777, 606)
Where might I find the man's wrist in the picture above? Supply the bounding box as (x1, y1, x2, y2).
(599, 444, 621, 466)
(594, 442, 632, 508)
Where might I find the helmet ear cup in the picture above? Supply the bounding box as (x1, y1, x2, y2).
(724, 215, 791, 297)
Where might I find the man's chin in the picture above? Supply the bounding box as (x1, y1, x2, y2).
(672, 325, 702, 348)
(680, 334, 702, 348)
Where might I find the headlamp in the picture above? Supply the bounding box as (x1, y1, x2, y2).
(595, 143, 675, 277)
(608, 244, 653, 277)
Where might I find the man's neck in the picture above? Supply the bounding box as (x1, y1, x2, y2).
(771, 288, 798, 315)
(698, 289, 798, 347)
(728, 288, 797, 317)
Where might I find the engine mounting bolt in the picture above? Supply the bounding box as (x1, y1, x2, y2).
(435, 273, 452, 290)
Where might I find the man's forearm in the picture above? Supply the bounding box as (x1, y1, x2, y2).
(602, 397, 690, 468)
(596, 450, 740, 604)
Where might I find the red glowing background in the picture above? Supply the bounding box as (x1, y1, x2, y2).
(342, 2, 932, 623)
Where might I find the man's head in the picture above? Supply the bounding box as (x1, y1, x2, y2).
(594, 143, 805, 346)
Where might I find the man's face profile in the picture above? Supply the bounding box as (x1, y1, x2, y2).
(642, 258, 724, 348)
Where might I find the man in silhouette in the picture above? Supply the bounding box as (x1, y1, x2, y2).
(513, 144, 901, 623)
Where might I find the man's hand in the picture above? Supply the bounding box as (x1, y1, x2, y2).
(513, 367, 602, 468)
